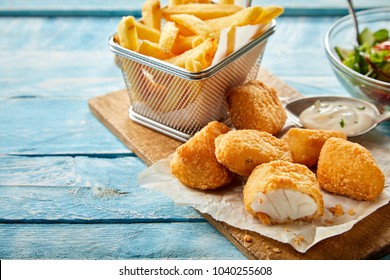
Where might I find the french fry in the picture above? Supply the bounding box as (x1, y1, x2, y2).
(159, 76, 187, 112)
(158, 22, 179, 54)
(191, 36, 204, 48)
(117, 16, 139, 51)
(113, 33, 120, 44)
(170, 0, 212, 7)
(168, 0, 183, 7)
(184, 0, 211, 3)
(162, 4, 242, 21)
(185, 59, 203, 72)
(175, 22, 196, 36)
(255, 5, 284, 24)
(142, 0, 162, 30)
(171, 35, 197, 55)
(226, 25, 236, 56)
(116, 0, 282, 71)
(123, 62, 155, 108)
(205, 6, 263, 31)
(164, 38, 217, 68)
(159, 77, 202, 113)
(135, 21, 161, 43)
(140, 67, 170, 110)
(137, 40, 175, 60)
(169, 14, 216, 40)
(218, 0, 234, 4)
(184, 50, 208, 72)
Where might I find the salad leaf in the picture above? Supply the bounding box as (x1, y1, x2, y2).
(373, 29, 389, 43)
(335, 27, 390, 83)
(335, 46, 352, 61)
(359, 27, 375, 46)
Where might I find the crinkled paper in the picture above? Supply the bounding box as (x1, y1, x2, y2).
(138, 133, 390, 253)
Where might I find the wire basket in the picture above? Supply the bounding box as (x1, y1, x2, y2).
(109, 21, 275, 142)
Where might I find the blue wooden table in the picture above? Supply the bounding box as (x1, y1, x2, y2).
(1, 0, 389, 260)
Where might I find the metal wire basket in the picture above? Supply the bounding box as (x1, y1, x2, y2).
(109, 21, 275, 141)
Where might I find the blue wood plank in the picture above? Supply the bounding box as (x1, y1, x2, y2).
(0, 223, 246, 259)
(0, 17, 126, 98)
(0, 156, 201, 221)
(0, 50, 124, 99)
(0, 98, 131, 155)
(0, 0, 388, 16)
(0, 0, 147, 17)
(0, 17, 121, 51)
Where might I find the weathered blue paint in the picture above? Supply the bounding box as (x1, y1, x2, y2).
(0, 0, 388, 260)
(0, 0, 388, 17)
(0, 223, 245, 259)
(0, 156, 201, 221)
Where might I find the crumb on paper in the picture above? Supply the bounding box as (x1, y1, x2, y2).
(348, 208, 356, 216)
(273, 247, 282, 253)
(284, 227, 290, 232)
(325, 219, 334, 225)
(244, 234, 253, 243)
(293, 235, 305, 246)
(329, 204, 345, 217)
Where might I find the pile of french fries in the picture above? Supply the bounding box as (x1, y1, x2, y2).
(116, 0, 283, 72)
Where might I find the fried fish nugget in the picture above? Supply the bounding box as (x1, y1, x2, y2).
(283, 128, 346, 168)
(317, 137, 385, 201)
(244, 160, 324, 225)
(215, 130, 292, 177)
(227, 80, 286, 135)
(170, 121, 233, 190)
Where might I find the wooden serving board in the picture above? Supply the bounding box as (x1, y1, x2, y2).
(88, 68, 390, 260)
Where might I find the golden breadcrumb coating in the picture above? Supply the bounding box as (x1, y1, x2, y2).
(215, 129, 292, 176)
(170, 121, 233, 190)
(329, 204, 344, 217)
(243, 160, 324, 225)
(317, 137, 384, 201)
(283, 128, 346, 167)
(227, 80, 286, 135)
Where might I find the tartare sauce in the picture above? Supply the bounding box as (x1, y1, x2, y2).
(299, 100, 376, 136)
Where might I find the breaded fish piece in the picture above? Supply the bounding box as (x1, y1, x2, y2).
(170, 121, 233, 190)
(283, 128, 346, 167)
(227, 80, 286, 135)
(215, 129, 292, 176)
(317, 137, 384, 201)
(244, 160, 324, 225)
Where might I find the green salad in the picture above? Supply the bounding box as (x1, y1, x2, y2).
(335, 27, 390, 83)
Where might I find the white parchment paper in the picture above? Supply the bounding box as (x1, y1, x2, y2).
(211, 23, 269, 66)
(138, 130, 390, 253)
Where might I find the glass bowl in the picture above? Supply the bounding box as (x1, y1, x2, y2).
(324, 7, 390, 114)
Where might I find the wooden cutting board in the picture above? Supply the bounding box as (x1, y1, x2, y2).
(88, 68, 390, 260)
